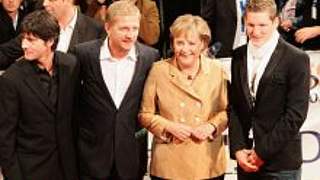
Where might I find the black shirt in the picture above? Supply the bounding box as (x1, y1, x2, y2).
(31, 58, 59, 113)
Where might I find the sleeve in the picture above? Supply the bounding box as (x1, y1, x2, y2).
(208, 66, 229, 136)
(228, 51, 250, 159)
(0, 37, 23, 70)
(138, 64, 171, 138)
(0, 76, 21, 176)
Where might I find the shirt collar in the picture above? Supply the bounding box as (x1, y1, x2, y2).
(100, 37, 137, 62)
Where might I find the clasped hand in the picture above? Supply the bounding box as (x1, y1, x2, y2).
(165, 122, 216, 143)
(235, 149, 264, 173)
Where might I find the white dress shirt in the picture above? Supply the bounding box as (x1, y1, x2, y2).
(99, 38, 137, 109)
(56, 9, 78, 52)
(13, 13, 19, 30)
(247, 31, 280, 97)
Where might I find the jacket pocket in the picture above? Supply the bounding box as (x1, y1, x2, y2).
(271, 73, 286, 85)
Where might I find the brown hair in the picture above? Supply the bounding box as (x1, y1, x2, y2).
(244, 0, 278, 20)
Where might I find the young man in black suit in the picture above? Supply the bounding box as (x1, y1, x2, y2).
(0, 10, 79, 180)
(229, 0, 310, 179)
(72, 1, 159, 180)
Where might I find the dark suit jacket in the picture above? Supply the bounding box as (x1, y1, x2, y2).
(229, 38, 310, 171)
(0, 5, 25, 44)
(73, 39, 159, 179)
(201, 0, 237, 58)
(0, 52, 79, 180)
(0, 12, 104, 70)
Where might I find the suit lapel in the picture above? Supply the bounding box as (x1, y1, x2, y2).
(68, 13, 82, 52)
(256, 39, 284, 99)
(56, 54, 68, 120)
(23, 62, 55, 113)
(239, 46, 253, 110)
(118, 44, 144, 110)
(91, 40, 117, 108)
(168, 59, 202, 101)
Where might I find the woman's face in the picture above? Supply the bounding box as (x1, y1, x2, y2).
(172, 31, 203, 67)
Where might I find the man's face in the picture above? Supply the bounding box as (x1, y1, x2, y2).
(21, 33, 53, 61)
(105, 15, 140, 55)
(43, 0, 65, 19)
(245, 11, 278, 47)
(2, 0, 22, 13)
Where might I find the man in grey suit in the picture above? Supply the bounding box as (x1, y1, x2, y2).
(72, 1, 159, 180)
(0, 0, 104, 69)
(229, 0, 310, 179)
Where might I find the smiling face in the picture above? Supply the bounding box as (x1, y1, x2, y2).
(172, 31, 203, 68)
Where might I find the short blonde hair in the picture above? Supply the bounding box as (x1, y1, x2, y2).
(245, 0, 278, 20)
(169, 14, 211, 49)
(106, 1, 141, 23)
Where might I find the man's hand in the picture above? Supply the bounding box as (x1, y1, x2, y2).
(280, 19, 293, 32)
(248, 149, 264, 168)
(295, 26, 320, 43)
(235, 149, 259, 172)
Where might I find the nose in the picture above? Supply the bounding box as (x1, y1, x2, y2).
(251, 26, 261, 37)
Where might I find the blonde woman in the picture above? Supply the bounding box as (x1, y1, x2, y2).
(139, 14, 228, 180)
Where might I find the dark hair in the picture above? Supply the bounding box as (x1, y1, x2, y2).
(21, 10, 60, 50)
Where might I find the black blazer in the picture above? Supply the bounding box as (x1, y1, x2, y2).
(201, 0, 237, 58)
(229, 38, 310, 171)
(0, 52, 79, 180)
(0, 12, 104, 70)
(73, 39, 159, 178)
(0, 5, 25, 44)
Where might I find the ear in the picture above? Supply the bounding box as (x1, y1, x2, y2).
(104, 21, 111, 34)
(273, 16, 280, 28)
(46, 38, 55, 49)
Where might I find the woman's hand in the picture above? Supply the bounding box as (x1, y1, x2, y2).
(165, 122, 193, 142)
(192, 123, 216, 141)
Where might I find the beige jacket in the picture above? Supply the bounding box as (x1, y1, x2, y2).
(139, 55, 228, 180)
(136, 0, 160, 45)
